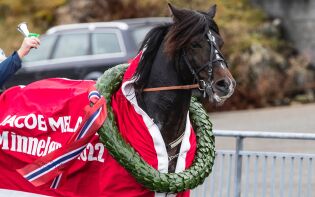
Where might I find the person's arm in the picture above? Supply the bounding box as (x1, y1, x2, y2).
(0, 52, 21, 87)
(0, 37, 40, 87)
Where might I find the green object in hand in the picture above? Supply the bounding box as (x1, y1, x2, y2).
(28, 33, 40, 38)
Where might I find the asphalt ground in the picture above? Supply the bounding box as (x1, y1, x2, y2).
(209, 103, 315, 154)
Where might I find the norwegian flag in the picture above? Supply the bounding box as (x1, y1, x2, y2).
(17, 92, 107, 188)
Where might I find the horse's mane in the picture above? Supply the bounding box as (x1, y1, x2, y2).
(133, 23, 171, 91)
(133, 9, 219, 91)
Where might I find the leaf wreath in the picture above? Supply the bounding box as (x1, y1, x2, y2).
(96, 64, 215, 193)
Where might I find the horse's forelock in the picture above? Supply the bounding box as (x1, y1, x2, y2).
(164, 10, 218, 57)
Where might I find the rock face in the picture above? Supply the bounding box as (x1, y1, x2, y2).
(204, 17, 313, 111)
(54, 0, 164, 24)
(55, 0, 129, 24)
(251, 0, 315, 64)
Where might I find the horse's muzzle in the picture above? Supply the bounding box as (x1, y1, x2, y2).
(211, 77, 236, 102)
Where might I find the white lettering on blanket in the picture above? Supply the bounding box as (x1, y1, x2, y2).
(0, 131, 105, 162)
(0, 115, 82, 133)
(0, 131, 61, 156)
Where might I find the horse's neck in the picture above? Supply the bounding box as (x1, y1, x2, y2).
(137, 49, 192, 146)
(142, 91, 191, 145)
(136, 45, 193, 172)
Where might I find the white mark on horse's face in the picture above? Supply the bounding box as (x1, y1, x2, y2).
(208, 30, 216, 42)
(205, 30, 236, 104)
(208, 30, 220, 47)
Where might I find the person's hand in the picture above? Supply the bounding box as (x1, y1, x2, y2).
(17, 37, 40, 59)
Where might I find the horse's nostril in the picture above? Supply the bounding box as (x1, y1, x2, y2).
(213, 79, 232, 96)
(215, 79, 229, 89)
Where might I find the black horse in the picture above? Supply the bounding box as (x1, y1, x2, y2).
(133, 3, 235, 172)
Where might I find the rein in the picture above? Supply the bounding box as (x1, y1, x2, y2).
(143, 84, 199, 92)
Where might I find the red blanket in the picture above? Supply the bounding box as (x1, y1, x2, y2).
(0, 79, 107, 196)
(108, 53, 197, 197)
(0, 54, 196, 197)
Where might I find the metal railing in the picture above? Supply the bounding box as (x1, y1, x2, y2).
(191, 130, 315, 197)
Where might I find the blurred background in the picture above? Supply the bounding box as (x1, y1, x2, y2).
(1, 0, 315, 112)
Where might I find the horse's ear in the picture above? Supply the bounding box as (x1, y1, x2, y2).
(168, 3, 184, 21)
(208, 4, 217, 18)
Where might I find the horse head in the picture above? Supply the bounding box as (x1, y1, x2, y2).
(165, 3, 236, 104)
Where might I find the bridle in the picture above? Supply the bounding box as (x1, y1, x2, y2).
(183, 30, 227, 97)
(143, 30, 228, 98)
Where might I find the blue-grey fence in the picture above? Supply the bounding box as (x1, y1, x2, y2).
(191, 130, 315, 197)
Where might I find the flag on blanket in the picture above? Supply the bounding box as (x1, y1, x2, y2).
(0, 79, 107, 196)
(17, 95, 106, 188)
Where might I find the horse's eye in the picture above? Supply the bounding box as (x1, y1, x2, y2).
(191, 42, 201, 48)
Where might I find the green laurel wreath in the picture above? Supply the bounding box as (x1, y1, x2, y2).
(96, 64, 215, 193)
